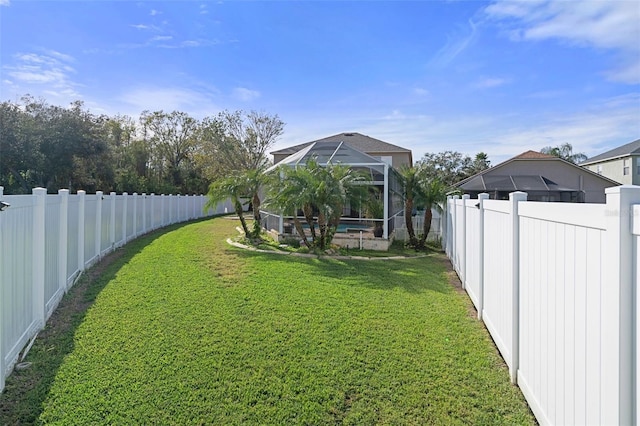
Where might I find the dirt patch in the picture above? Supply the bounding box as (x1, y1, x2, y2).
(41, 248, 126, 340)
(437, 255, 479, 319)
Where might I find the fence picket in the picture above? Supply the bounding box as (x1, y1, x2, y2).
(443, 185, 640, 425)
(0, 189, 226, 392)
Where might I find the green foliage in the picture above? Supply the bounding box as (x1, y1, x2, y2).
(268, 158, 368, 250)
(0, 218, 535, 425)
(0, 95, 284, 195)
(399, 165, 448, 250)
(417, 150, 491, 188)
(541, 143, 587, 164)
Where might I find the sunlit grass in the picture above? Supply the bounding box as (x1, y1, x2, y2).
(2, 217, 534, 425)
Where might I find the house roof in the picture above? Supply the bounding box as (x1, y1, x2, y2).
(459, 174, 580, 192)
(270, 132, 411, 156)
(513, 150, 556, 159)
(582, 139, 640, 165)
(455, 150, 620, 188)
(265, 140, 387, 174)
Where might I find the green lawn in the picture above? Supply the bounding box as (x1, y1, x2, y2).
(1, 217, 535, 425)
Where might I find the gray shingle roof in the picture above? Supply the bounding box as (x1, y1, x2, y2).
(582, 139, 640, 164)
(270, 132, 411, 156)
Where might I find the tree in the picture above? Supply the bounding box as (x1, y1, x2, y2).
(205, 172, 254, 238)
(197, 110, 285, 179)
(541, 143, 587, 164)
(197, 110, 285, 223)
(267, 165, 317, 247)
(398, 166, 421, 247)
(417, 178, 448, 247)
(309, 160, 367, 250)
(140, 110, 199, 191)
(266, 158, 367, 250)
(466, 152, 491, 176)
(417, 150, 490, 188)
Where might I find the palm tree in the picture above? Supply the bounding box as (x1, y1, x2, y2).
(269, 157, 367, 250)
(541, 143, 587, 164)
(266, 164, 316, 247)
(418, 178, 447, 247)
(308, 160, 367, 250)
(243, 166, 271, 237)
(398, 166, 421, 247)
(205, 172, 253, 237)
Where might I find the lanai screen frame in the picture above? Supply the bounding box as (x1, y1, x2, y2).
(263, 141, 404, 239)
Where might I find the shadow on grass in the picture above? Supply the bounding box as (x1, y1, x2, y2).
(0, 219, 210, 425)
(231, 248, 454, 295)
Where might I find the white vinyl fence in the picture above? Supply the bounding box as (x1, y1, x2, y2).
(0, 187, 233, 392)
(443, 185, 640, 425)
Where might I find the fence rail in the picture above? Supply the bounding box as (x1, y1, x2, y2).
(443, 185, 640, 425)
(0, 187, 233, 392)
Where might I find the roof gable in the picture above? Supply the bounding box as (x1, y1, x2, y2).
(271, 132, 411, 156)
(582, 139, 640, 164)
(455, 150, 620, 187)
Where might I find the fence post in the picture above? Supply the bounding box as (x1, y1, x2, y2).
(444, 196, 451, 256)
(477, 193, 489, 320)
(0, 187, 3, 391)
(141, 193, 147, 234)
(78, 190, 86, 272)
(58, 189, 69, 292)
(122, 192, 128, 244)
(168, 194, 173, 224)
(451, 195, 459, 272)
(110, 192, 116, 248)
(95, 191, 103, 259)
(32, 188, 46, 329)
(461, 194, 470, 289)
(601, 185, 640, 424)
(150, 193, 155, 229)
(509, 191, 527, 384)
(161, 194, 165, 226)
(177, 194, 180, 222)
(132, 193, 138, 237)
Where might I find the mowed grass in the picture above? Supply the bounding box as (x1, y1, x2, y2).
(9, 217, 534, 424)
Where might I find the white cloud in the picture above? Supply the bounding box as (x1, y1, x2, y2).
(284, 93, 640, 165)
(474, 77, 509, 89)
(0, 0, 10, 6)
(485, 0, 640, 84)
(232, 87, 260, 102)
(428, 19, 478, 68)
(117, 87, 220, 118)
(413, 87, 429, 97)
(150, 35, 173, 42)
(3, 50, 81, 101)
(130, 24, 161, 31)
(150, 9, 161, 16)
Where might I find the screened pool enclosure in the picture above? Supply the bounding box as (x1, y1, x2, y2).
(261, 140, 403, 241)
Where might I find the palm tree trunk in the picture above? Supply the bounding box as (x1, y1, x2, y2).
(317, 211, 328, 250)
(405, 197, 418, 246)
(234, 200, 251, 236)
(419, 205, 433, 246)
(303, 204, 317, 241)
(292, 216, 310, 247)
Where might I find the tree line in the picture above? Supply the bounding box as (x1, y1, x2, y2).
(0, 96, 285, 195)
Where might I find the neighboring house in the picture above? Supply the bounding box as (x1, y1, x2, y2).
(581, 139, 640, 185)
(455, 150, 619, 203)
(271, 132, 413, 168)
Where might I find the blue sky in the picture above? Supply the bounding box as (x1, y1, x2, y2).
(1, 0, 639, 164)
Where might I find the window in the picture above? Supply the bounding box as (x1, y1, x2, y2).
(623, 159, 630, 176)
(596, 165, 602, 174)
